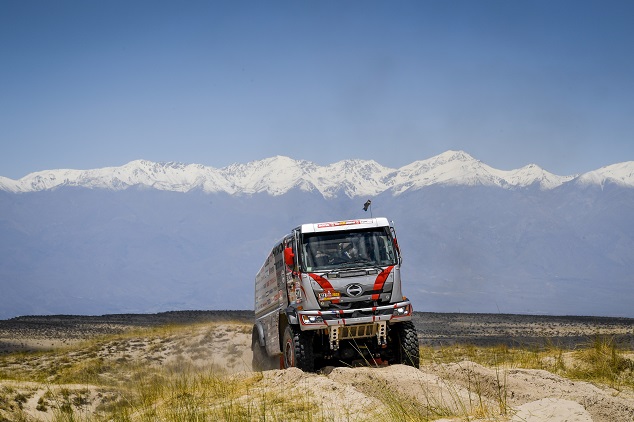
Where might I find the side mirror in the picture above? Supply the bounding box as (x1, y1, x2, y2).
(284, 247, 295, 267)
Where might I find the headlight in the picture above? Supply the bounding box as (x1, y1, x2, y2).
(393, 304, 412, 317)
(301, 315, 324, 324)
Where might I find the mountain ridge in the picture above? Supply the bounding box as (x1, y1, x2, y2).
(3, 150, 633, 197)
(1, 156, 634, 318)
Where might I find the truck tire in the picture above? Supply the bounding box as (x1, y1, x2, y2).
(282, 325, 314, 372)
(252, 327, 276, 371)
(392, 321, 420, 368)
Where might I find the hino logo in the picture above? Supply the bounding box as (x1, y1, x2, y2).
(346, 284, 364, 297)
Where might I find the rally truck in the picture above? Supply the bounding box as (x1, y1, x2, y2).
(251, 217, 419, 372)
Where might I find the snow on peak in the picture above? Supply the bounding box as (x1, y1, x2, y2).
(390, 150, 570, 193)
(1, 152, 631, 197)
(391, 151, 483, 193)
(504, 164, 575, 190)
(576, 161, 634, 188)
(0, 176, 18, 193)
(433, 149, 479, 163)
(217, 156, 392, 197)
(220, 155, 318, 195)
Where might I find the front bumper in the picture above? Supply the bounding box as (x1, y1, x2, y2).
(297, 300, 413, 330)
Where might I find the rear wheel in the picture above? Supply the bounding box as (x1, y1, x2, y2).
(252, 326, 276, 371)
(282, 325, 315, 372)
(391, 321, 420, 368)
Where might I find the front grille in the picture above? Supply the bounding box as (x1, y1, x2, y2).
(338, 324, 376, 339)
(327, 300, 373, 311)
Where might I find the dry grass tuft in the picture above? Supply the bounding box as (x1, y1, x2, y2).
(422, 334, 634, 392)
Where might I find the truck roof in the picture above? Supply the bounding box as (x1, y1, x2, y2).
(300, 217, 390, 234)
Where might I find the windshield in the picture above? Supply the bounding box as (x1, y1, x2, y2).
(301, 228, 398, 272)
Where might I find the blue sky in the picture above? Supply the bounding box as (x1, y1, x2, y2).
(1, 0, 633, 179)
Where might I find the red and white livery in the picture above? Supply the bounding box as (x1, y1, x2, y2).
(252, 217, 419, 371)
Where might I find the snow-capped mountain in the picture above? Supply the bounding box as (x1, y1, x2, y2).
(4, 150, 630, 197)
(575, 161, 634, 188)
(389, 151, 576, 193)
(1, 150, 633, 319)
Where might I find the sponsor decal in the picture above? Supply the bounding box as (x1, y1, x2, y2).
(316, 219, 373, 228)
(318, 291, 341, 300)
(309, 273, 340, 304)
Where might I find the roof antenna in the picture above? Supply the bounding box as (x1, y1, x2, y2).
(362, 199, 373, 217)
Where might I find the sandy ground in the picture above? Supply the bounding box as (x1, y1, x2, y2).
(0, 311, 254, 354)
(1, 311, 633, 421)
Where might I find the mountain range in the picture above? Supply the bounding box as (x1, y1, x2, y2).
(1, 151, 633, 319)
(3, 150, 633, 196)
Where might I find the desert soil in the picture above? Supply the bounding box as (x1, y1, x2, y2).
(1, 311, 633, 422)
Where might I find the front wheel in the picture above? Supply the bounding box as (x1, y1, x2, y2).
(282, 325, 315, 372)
(390, 321, 420, 368)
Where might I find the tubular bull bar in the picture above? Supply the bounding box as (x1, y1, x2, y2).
(297, 300, 413, 351)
